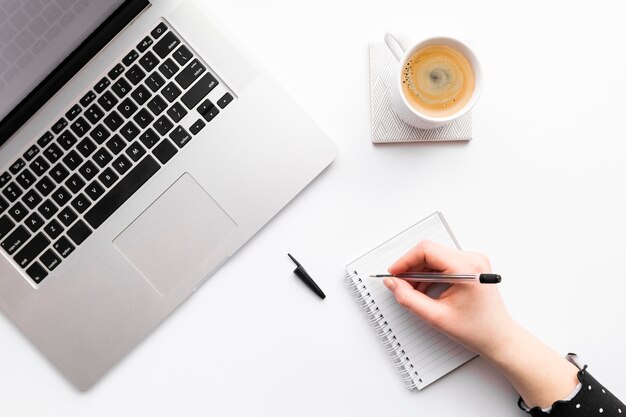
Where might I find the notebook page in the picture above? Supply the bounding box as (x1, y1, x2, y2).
(346, 212, 476, 389)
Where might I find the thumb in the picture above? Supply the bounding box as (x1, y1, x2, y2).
(384, 277, 445, 325)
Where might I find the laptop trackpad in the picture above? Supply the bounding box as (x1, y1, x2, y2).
(113, 173, 237, 296)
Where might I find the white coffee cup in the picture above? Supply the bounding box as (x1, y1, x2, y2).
(384, 33, 482, 130)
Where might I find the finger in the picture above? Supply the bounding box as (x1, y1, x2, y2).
(384, 277, 445, 325)
(388, 240, 462, 274)
(415, 282, 433, 293)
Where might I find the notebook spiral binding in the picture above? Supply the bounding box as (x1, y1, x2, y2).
(346, 270, 421, 390)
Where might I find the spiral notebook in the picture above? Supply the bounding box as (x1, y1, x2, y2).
(346, 212, 477, 390)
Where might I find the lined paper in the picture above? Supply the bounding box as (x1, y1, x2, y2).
(346, 212, 476, 390)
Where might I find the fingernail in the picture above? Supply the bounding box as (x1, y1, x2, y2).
(383, 277, 396, 291)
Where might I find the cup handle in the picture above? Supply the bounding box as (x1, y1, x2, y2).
(384, 33, 405, 61)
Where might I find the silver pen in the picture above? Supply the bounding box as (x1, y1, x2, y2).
(369, 273, 501, 284)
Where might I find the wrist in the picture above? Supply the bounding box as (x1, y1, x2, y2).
(480, 319, 528, 365)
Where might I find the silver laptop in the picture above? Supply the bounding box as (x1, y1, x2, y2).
(0, 0, 336, 390)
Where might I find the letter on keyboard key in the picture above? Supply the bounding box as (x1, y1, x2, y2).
(14, 232, 50, 268)
(181, 73, 219, 109)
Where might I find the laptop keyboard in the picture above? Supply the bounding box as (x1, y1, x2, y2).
(0, 20, 235, 285)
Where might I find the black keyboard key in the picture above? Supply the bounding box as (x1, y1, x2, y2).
(153, 115, 174, 135)
(58, 206, 77, 226)
(158, 58, 179, 79)
(93, 147, 113, 167)
(0, 215, 15, 239)
(3, 182, 22, 202)
(145, 72, 165, 92)
(105, 134, 126, 155)
(71, 193, 91, 213)
(139, 50, 159, 72)
(51, 186, 71, 206)
(85, 181, 105, 201)
(133, 108, 154, 129)
(77, 137, 97, 158)
(181, 73, 218, 109)
(108, 63, 125, 80)
(112, 154, 132, 175)
(84, 155, 160, 229)
(173, 45, 193, 66)
(120, 121, 141, 141)
(137, 36, 153, 53)
(40, 249, 61, 271)
(152, 139, 177, 164)
(189, 119, 206, 135)
(24, 212, 44, 232)
(67, 219, 91, 245)
(22, 189, 42, 210)
(153, 31, 180, 58)
(0, 195, 7, 213)
(130, 84, 151, 106)
(125, 64, 145, 85)
(0, 172, 10, 187)
(44, 219, 63, 240)
(23, 144, 40, 161)
(80, 91, 97, 107)
(139, 128, 159, 149)
(78, 160, 98, 181)
(37, 131, 54, 147)
(147, 95, 167, 115)
(1, 225, 30, 254)
(98, 168, 118, 188)
(125, 141, 146, 162)
(217, 92, 234, 109)
(65, 104, 82, 121)
(199, 100, 219, 123)
(104, 110, 124, 132)
(85, 104, 105, 124)
(53, 236, 74, 258)
(35, 177, 54, 197)
(90, 124, 111, 144)
(26, 262, 47, 283)
(38, 199, 58, 219)
(97, 90, 119, 112)
(50, 164, 69, 183)
(58, 129, 78, 150)
(122, 49, 139, 66)
(51, 118, 68, 135)
(170, 126, 192, 148)
(62, 150, 83, 171)
(94, 77, 110, 94)
(175, 59, 205, 89)
(16, 169, 36, 189)
(14, 232, 50, 268)
(117, 98, 138, 118)
(167, 102, 187, 123)
(9, 158, 25, 174)
(43, 143, 63, 163)
(162, 82, 181, 102)
(8, 202, 27, 222)
(30, 155, 50, 176)
(111, 78, 132, 98)
(65, 173, 85, 194)
(151, 22, 167, 39)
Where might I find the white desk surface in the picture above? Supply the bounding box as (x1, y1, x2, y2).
(2, 0, 625, 415)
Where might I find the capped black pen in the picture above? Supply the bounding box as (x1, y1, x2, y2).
(288, 254, 326, 299)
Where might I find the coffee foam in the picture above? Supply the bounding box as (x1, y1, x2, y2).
(401, 45, 474, 117)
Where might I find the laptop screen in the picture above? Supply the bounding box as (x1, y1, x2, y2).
(0, 0, 126, 123)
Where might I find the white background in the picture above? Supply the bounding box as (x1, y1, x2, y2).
(1, 0, 626, 415)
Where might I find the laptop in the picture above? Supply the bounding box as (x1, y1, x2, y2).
(0, 0, 336, 390)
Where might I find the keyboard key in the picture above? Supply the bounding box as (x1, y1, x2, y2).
(94, 77, 110, 94)
(26, 261, 47, 283)
(120, 121, 141, 141)
(173, 45, 193, 66)
(9, 158, 25, 174)
(38, 199, 58, 219)
(130, 84, 151, 106)
(158, 58, 179, 79)
(152, 139, 177, 164)
(35, 177, 54, 197)
(80, 90, 97, 107)
(147, 95, 167, 115)
(62, 150, 83, 171)
(85, 104, 105, 124)
(125, 141, 146, 162)
(58, 206, 77, 227)
(98, 168, 118, 188)
(139, 50, 159, 72)
(43, 219, 63, 240)
(51, 118, 68, 135)
(23, 144, 40, 161)
(217, 92, 234, 109)
(0, 195, 7, 213)
(112, 154, 132, 175)
(162, 82, 181, 102)
(43, 143, 63, 163)
(122, 49, 139, 66)
(105, 134, 126, 155)
(189, 119, 206, 135)
(139, 128, 159, 149)
(0, 215, 15, 239)
(125, 64, 145, 85)
(50, 164, 69, 183)
(24, 212, 44, 232)
(181, 73, 218, 109)
(30, 155, 50, 176)
(199, 99, 219, 122)
(37, 131, 54, 147)
(85, 180, 105, 201)
(77, 137, 97, 157)
(53, 236, 74, 258)
(14, 232, 50, 268)
(8, 202, 27, 222)
(137, 36, 153, 53)
(65, 173, 85, 194)
(153, 115, 174, 135)
(71, 193, 91, 213)
(3, 182, 22, 202)
(145, 72, 165, 92)
(22, 189, 42, 209)
(67, 219, 91, 245)
(40, 249, 61, 271)
(117, 98, 138, 118)
(78, 160, 98, 181)
(167, 102, 187, 123)
(93, 147, 113, 168)
(108, 63, 125, 80)
(111, 78, 132, 98)
(84, 155, 160, 229)
(97, 91, 119, 112)
(133, 109, 153, 130)
(175, 59, 205, 89)
(51, 186, 71, 206)
(58, 129, 78, 150)
(1, 225, 30, 254)
(151, 22, 167, 39)
(170, 126, 192, 148)
(16, 169, 36, 189)
(153, 31, 180, 58)
(90, 124, 111, 144)
(104, 110, 124, 132)
(0, 172, 10, 188)
(65, 104, 82, 121)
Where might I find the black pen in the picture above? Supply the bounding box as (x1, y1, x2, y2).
(288, 254, 326, 299)
(370, 273, 501, 284)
